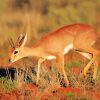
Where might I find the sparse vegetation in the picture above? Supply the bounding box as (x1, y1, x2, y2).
(65, 60, 82, 68)
(0, 76, 15, 92)
(0, 0, 100, 100)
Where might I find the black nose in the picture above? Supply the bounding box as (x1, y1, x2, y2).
(9, 59, 11, 62)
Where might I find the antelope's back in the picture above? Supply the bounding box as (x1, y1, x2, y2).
(36, 24, 97, 52)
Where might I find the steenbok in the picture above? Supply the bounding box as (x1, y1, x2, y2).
(9, 23, 100, 86)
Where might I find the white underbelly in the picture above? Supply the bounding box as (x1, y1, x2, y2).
(45, 43, 73, 60)
(64, 43, 73, 54)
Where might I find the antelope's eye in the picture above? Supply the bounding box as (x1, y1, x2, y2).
(14, 51, 18, 54)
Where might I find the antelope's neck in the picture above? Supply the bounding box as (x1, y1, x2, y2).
(23, 46, 42, 57)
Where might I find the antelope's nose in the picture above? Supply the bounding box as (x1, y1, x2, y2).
(9, 59, 11, 62)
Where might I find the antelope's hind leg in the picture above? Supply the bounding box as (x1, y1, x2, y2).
(93, 60, 99, 80)
(82, 48, 99, 79)
(74, 35, 100, 80)
(77, 47, 99, 79)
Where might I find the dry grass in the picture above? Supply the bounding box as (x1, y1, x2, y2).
(0, 55, 100, 99)
(12, 57, 100, 89)
(0, 1, 100, 99)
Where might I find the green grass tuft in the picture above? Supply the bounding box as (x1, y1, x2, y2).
(65, 60, 82, 68)
(0, 76, 16, 92)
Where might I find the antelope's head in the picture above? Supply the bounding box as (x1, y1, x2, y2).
(9, 34, 27, 63)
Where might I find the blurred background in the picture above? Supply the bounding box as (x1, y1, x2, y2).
(0, 0, 100, 66)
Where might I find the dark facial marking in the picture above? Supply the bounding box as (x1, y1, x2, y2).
(9, 59, 11, 62)
(14, 51, 18, 54)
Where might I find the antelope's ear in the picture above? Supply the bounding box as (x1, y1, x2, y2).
(21, 34, 27, 48)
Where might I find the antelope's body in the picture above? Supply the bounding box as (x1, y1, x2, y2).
(32, 24, 97, 59)
(9, 23, 99, 86)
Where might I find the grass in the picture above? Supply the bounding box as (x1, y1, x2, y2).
(65, 59, 82, 68)
(0, 1, 99, 99)
(66, 92, 74, 100)
(0, 59, 99, 99)
(0, 76, 16, 92)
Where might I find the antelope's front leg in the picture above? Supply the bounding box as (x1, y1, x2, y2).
(56, 53, 69, 87)
(36, 58, 45, 85)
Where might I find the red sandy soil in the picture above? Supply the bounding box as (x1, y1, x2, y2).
(0, 84, 100, 100)
(71, 67, 81, 74)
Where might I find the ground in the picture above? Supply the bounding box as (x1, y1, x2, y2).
(0, 52, 100, 100)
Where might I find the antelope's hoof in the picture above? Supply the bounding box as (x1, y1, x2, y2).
(60, 80, 68, 88)
(64, 80, 69, 88)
